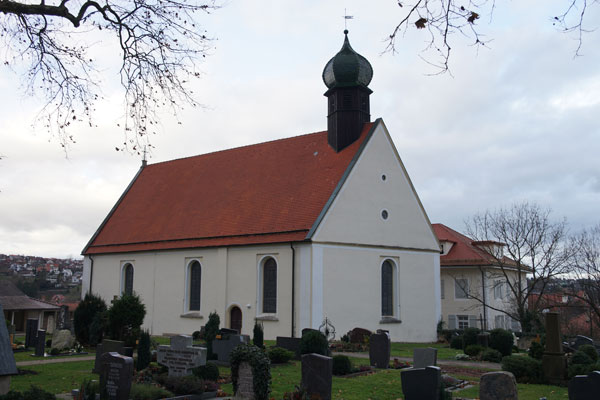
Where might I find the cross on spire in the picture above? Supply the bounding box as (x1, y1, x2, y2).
(343, 8, 354, 30)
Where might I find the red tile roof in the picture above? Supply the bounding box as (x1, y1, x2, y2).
(432, 223, 500, 266)
(84, 122, 376, 254)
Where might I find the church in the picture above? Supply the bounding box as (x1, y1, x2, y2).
(81, 31, 441, 342)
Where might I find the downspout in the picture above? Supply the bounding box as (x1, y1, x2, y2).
(290, 242, 296, 338)
(89, 255, 94, 295)
(481, 268, 487, 330)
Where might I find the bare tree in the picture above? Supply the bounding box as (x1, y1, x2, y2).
(0, 0, 219, 151)
(387, 0, 596, 73)
(567, 224, 600, 326)
(464, 202, 571, 332)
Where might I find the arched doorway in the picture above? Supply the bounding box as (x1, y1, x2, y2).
(230, 306, 242, 334)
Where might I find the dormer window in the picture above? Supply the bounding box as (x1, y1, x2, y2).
(472, 241, 505, 258)
(440, 241, 454, 256)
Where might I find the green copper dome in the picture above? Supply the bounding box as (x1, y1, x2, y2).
(322, 30, 373, 89)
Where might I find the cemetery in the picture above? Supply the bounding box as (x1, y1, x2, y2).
(3, 294, 600, 399)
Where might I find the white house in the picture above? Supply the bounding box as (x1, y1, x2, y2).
(433, 223, 527, 331)
(81, 31, 441, 341)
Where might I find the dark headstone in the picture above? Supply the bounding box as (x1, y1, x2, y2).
(123, 347, 134, 358)
(57, 305, 70, 330)
(93, 339, 126, 373)
(25, 319, 38, 348)
(401, 366, 443, 400)
(568, 371, 600, 400)
(348, 327, 372, 344)
(213, 334, 249, 363)
(479, 371, 518, 400)
(99, 352, 134, 400)
(0, 303, 18, 395)
(34, 330, 46, 357)
(276, 337, 302, 359)
(369, 332, 391, 368)
(543, 312, 567, 384)
(413, 347, 438, 369)
(219, 328, 238, 336)
(157, 335, 207, 377)
(477, 333, 490, 348)
(301, 353, 332, 400)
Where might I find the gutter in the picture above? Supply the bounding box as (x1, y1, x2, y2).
(89, 255, 94, 295)
(290, 242, 296, 337)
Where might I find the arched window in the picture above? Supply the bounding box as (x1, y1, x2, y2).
(123, 263, 134, 296)
(262, 257, 277, 314)
(381, 260, 394, 317)
(188, 260, 201, 311)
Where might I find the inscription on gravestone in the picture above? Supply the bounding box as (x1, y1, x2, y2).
(157, 335, 206, 377)
(100, 352, 133, 400)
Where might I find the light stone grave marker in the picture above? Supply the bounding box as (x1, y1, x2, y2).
(157, 335, 206, 377)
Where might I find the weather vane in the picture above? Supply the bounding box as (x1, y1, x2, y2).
(344, 8, 354, 30)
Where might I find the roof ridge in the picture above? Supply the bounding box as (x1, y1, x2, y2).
(147, 129, 327, 167)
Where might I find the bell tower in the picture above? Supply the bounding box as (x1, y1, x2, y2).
(322, 30, 373, 152)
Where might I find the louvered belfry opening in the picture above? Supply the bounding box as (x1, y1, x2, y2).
(322, 30, 373, 152)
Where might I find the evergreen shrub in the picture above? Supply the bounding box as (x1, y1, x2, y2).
(489, 328, 513, 356)
(73, 292, 107, 346)
(300, 330, 328, 356)
(464, 344, 484, 357)
(481, 348, 502, 363)
(332, 355, 352, 375)
(136, 330, 152, 371)
(107, 293, 146, 347)
(571, 350, 594, 365)
(462, 327, 480, 347)
(528, 341, 544, 360)
(253, 321, 264, 349)
(267, 347, 294, 364)
(204, 311, 220, 359)
(578, 344, 599, 363)
(501, 355, 544, 383)
(450, 336, 463, 350)
(193, 362, 220, 381)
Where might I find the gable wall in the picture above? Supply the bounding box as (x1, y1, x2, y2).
(312, 122, 439, 251)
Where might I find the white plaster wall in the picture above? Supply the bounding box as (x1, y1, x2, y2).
(441, 267, 484, 325)
(312, 122, 439, 252)
(318, 243, 439, 342)
(86, 243, 295, 339)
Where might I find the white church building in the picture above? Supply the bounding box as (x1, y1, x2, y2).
(81, 31, 441, 342)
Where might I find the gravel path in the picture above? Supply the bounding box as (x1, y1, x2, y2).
(333, 351, 501, 370)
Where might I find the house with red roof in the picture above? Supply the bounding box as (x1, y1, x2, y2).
(81, 31, 441, 341)
(433, 223, 528, 332)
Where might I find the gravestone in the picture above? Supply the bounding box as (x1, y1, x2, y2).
(568, 371, 600, 400)
(369, 332, 391, 368)
(34, 330, 46, 357)
(401, 366, 443, 400)
(51, 329, 74, 351)
(413, 347, 438, 369)
(0, 303, 18, 395)
(301, 353, 332, 400)
(57, 305, 70, 330)
(348, 327, 371, 344)
(93, 339, 125, 373)
(302, 328, 319, 337)
(25, 318, 38, 348)
(219, 328, 238, 336)
(213, 334, 249, 363)
(479, 371, 518, 400)
(157, 335, 207, 377)
(235, 362, 255, 400)
(573, 335, 595, 351)
(99, 352, 134, 400)
(542, 312, 566, 384)
(276, 336, 301, 359)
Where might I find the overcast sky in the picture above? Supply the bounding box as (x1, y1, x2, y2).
(1, 1, 599, 258)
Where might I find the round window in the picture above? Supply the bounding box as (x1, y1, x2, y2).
(381, 210, 389, 220)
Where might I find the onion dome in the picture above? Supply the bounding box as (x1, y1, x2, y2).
(322, 30, 373, 89)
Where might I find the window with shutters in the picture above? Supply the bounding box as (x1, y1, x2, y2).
(381, 260, 395, 317)
(494, 280, 503, 300)
(457, 315, 469, 330)
(188, 260, 201, 311)
(122, 262, 134, 295)
(262, 257, 277, 314)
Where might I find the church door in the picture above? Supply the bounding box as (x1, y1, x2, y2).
(230, 306, 242, 334)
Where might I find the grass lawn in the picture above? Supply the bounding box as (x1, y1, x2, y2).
(390, 342, 462, 360)
(454, 382, 568, 399)
(10, 360, 96, 395)
(12, 348, 95, 362)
